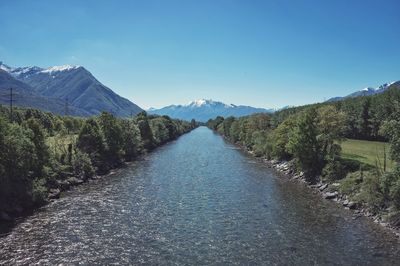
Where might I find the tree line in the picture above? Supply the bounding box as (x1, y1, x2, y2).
(0, 106, 197, 214)
(207, 86, 400, 219)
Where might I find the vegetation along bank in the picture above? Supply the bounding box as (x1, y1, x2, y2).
(207, 85, 400, 236)
(0, 106, 197, 222)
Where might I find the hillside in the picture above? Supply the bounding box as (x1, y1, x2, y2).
(0, 70, 90, 116)
(0, 62, 143, 117)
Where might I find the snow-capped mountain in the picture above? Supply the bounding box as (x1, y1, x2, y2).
(0, 69, 91, 116)
(148, 99, 274, 122)
(327, 81, 400, 102)
(0, 61, 143, 117)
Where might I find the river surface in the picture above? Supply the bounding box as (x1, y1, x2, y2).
(1, 126, 399, 265)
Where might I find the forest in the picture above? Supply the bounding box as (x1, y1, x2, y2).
(207, 86, 400, 224)
(0, 106, 196, 217)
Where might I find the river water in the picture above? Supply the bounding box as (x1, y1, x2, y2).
(0, 127, 399, 265)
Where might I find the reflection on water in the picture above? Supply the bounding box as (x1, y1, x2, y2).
(0, 127, 399, 265)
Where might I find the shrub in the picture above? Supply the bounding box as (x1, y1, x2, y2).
(357, 173, 384, 213)
(322, 158, 346, 181)
(32, 177, 48, 205)
(72, 151, 95, 180)
(339, 171, 363, 195)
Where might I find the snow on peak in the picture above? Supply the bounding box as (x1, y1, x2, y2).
(41, 65, 80, 73)
(362, 87, 373, 92)
(185, 99, 233, 108)
(187, 99, 210, 107)
(0, 62, 14, 72)
(0, 62, 43, 77)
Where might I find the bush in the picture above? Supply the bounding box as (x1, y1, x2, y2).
(32, 177, 48, 205)
(380, 165, 400, 209)
(72, 151, 95, 180)
(339, 171, 363, 195)
(390, 180, 400, 209)
(322, 158, 346, 181)
(357, 173, 384, 213)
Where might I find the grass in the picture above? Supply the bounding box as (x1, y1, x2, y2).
(46, 134, 78, 156)
(340, 138, 394, 171)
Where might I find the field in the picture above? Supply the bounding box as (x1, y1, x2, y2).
(340, 139, 394, 171)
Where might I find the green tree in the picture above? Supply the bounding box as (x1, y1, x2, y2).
(287, 109, 323, 182)
(0, 121, 37, 205)
(381, 117, 400, 163)
(77, 118, 106, 170)
(229, 120, 240, 143)
(136, 112, 155, 151)
(98, 112, 124, 166)
(120, 119, 142, 161)
(24, 118, 49, 178)
(271, 114, 297, 160)
(316, 105, 346, 156)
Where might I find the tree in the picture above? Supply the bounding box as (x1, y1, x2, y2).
(135, 112, 155, 151)
(0, 122, 37, 204)
(316, 106, 346, 156)
(252, 130, 272, 158)
(358, 98, 371, 139)
(24, 118, 49, 178)
(229, 120, 240, 143)
(120, 119, 142, 161)
(272, 114, 297, 160)
(381, 118, 400, 163)
(222, 117, 235, 137)
(207, 116, 224, 131)
(191, 119, 197, 129)
(98, 112, 124, 166)
(287, 109, 323, 182)
(150, 117, 169, 145)
(77, 118, 106, 170)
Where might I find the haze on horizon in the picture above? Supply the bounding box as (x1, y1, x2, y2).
(0, 0, 399, 109)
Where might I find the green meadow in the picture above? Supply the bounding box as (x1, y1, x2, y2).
(341, 139, 394, 171)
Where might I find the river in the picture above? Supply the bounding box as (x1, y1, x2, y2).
(0, 127, 399, 265)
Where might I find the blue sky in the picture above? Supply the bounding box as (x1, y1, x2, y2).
(0, 0, 399, 109)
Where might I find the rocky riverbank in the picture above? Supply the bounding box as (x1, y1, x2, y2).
(0, 167, 120, 225)
(263, 158, 400, 238)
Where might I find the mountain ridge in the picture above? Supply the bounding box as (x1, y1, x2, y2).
(148, 99, 274, 122)
(327, 81, 400, 102)
(0, 61, 143, 117)
(0, 69, 91, 116)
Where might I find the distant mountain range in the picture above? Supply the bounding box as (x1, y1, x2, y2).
(2, 60, 398, 120)
(327, 81, 400, 102)
(148, 99, 274, 122)
(0, 61, 143, 117)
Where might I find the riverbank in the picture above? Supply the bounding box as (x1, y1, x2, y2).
(265, 159, 400, 236)
(264, 156, 400, 238)
(241, 146, 400, 238)
(0, 128, 195, 225)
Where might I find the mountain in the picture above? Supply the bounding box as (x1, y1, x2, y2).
(0, 62, 143, 117)
(148, 99, 274, 122)
(327, 81, 400, 102)
(0, 69, 91, 116)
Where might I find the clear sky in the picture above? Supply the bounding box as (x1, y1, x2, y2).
(0, 0, 399, 109)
